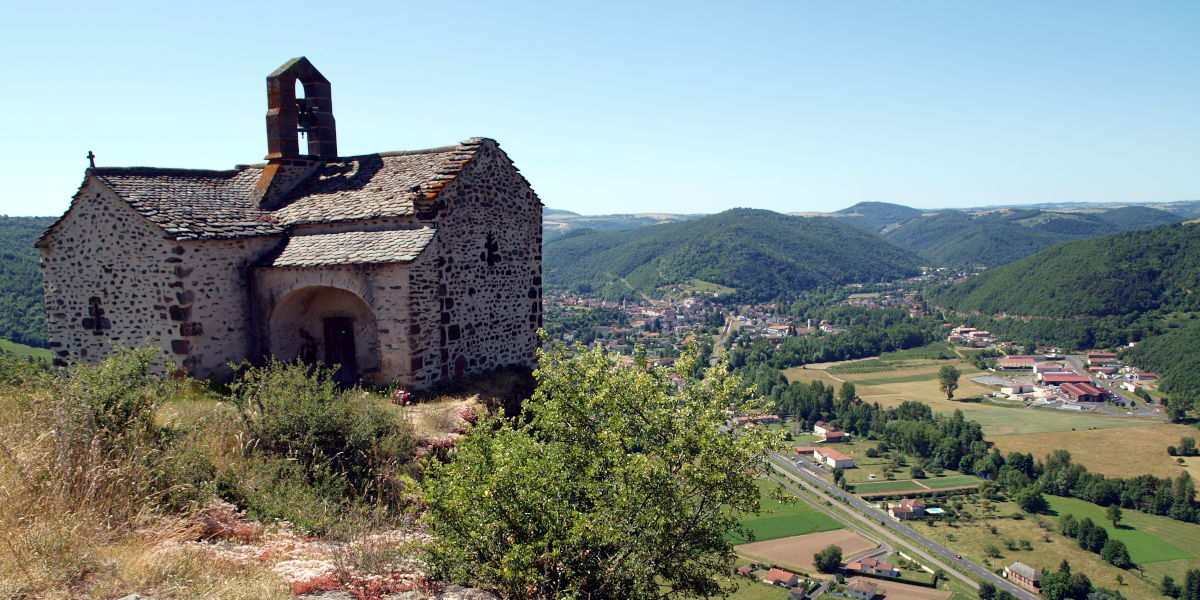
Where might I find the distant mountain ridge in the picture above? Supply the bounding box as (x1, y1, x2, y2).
(932, 221, 1200, 319)
(543, 208, 922, 302)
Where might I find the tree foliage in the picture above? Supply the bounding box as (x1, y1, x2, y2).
(813, 545, 843, 573)
(420, 343, 783, 600)
(938, 364, 960, 400)
(543, 208, 921, 303)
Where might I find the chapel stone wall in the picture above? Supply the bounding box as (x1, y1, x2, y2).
(406, 141, 542, 386)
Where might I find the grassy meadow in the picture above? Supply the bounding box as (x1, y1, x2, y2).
(0, 338, 50, 361)
(733, 479, 843, 544)
(992, 423, 1200, 480)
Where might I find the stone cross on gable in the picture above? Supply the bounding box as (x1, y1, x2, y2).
(81, 296, 110, 335)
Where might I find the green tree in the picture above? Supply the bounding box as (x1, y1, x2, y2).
(978, 581, 997, 600)
(1041, 571, 1071, 600)
(1161, 575, 1180, 598)
(1106, 504, 1123, 527)
(939, 364, 961, 400)
(1100, 539, 1132, 569)
(1015, 486, 1048, 514)
(814, 544, 844, 573)
(420, 343, 783, 600)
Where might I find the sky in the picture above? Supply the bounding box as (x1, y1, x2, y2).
(1, 1, 1197, 217)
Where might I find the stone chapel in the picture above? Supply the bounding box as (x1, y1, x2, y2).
(37, 57, 543, 388)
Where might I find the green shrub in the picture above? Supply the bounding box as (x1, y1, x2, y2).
(225, 360, 415, 531)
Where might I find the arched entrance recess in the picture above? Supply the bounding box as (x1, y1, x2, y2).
(268, 285, 379, 384)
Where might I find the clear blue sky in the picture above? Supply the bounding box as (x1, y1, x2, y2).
(2, 1, 1197, 217)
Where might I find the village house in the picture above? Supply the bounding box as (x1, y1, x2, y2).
(814, 447, 855, 469)
(37, 58, 542, 389)
(889, 498, 926, 519)
(845, 579, 881, 600)
(762, 567, 799, 587)
(814, 420, 848, 442)
(845, 557, 898, 577)
(1004, 561, 1041, 592)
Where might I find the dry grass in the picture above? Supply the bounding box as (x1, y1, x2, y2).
(845, 576, 951, 600)
(909, 500, 1171, 600)
(0, 381, 286, 599)
(991, 423, 1200, 480)
(735, 529, 877, 573)
(0, 357, 511, 599)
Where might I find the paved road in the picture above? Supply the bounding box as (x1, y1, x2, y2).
(769, 452, 1039, 600)
(711, 316, 735, 365)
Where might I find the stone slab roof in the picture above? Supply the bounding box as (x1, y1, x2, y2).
(39, 139, 489, 245)
(274, 145, 480, 226)
(92, 167, 283, 240)
(266, 227, 436, 267)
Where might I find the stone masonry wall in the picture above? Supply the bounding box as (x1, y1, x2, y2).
(406, 141, 542, 387)
(40, 177, 275, 378)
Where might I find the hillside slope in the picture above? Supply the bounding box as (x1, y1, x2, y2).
(830, 201, 924, 233)
(0, 216, 54, 347)
(884, 206, 1181, 267)
(932, 221, 1200, 318)
(544, 208, 922, 301)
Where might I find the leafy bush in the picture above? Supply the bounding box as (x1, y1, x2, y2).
(421, 344, 783, 600)
(225, 360, 415, 530)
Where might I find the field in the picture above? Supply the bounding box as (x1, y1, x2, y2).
(992, 423, 1200, 480)
(734, 479, 843, 544)
(845, 577, 951, 600)
(735, 529, 877, 572)
(919, 475, 980, 489)
(1046, 496, 1200, 566)
(784, 354, 1164, 438)
(853, 480, 926, 494)
(0, 339, 50, 361)
(910, 496, 1200, 600)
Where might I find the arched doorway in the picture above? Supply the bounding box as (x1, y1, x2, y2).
(267, 285, 379, 384)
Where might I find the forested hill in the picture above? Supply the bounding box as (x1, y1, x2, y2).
(543, 208, 922, 302)
(0, 216, 55, 348)
(931, 221, 1200, 318)
(882, 206, 1182, 268)
(829, 201, 924, 233)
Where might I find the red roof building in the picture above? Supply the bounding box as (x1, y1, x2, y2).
(1040, 372, 1093, 385)
(763, 568, 799, 587)
(1061, 382, 1107, 402)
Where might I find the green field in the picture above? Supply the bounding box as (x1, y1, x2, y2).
(879, 342, 956, 360)
(1046, 496, 1196, 564)
(852, 480, 924, 494)
(954, 405, 1155, 436)
(827, 359, 896, 374)
(921, 475, 982, 489)
(0, 339, 51, 362)
(734, 479, 843, 543)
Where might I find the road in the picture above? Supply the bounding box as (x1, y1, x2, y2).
(711, 315, 735, 365)
(1061, 355, 1163, 419)
(769, 451, 1039, 600)
(762, 472, 890, 599)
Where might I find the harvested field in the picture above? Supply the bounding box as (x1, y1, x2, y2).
(992, 423, 1200, 480)
(845, 576, 951, 600)
(735, 529, 876, 572)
